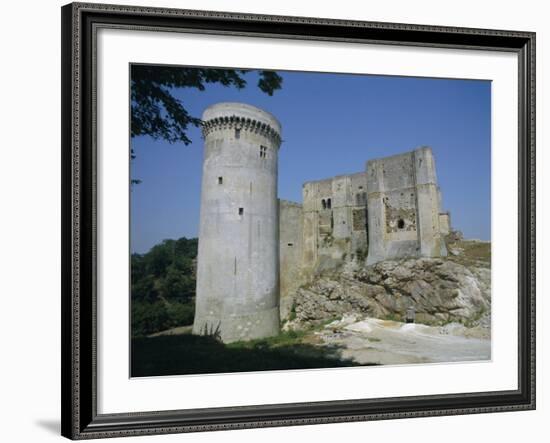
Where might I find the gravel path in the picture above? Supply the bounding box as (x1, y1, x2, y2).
(315, 317, 491, 366)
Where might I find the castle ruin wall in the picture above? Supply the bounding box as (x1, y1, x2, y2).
(193, 102, 453, 339)
(366, 146, 447, 264)
(278, 200, 304, 319)
(302, 172, 368, 274)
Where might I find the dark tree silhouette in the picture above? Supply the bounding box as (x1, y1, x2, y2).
(131, 65, 282, 145)
(130, 65, 282, 184)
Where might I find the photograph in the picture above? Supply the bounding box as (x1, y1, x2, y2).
(129, 64, 492, 377)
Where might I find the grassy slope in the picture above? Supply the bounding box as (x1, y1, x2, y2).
(447, 239, 491, 268)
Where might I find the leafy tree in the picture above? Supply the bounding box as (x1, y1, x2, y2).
(131, 237, 199, 337)
(131, 274, 158, 304)
(132, 301, 171, 337)
(131, 65, 282, 146)
(159, 264, 195, 302)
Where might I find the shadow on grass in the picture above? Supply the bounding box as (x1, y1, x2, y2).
(131, 333, 365, 377)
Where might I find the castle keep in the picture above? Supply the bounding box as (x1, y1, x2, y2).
(193, 102, 451, 342)
(192, 103, 282, 343)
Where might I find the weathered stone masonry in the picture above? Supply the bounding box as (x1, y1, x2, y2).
(365, 147, 448, 264)
(193, 102, 451, 342)
(193, 103, 282, 343)
(301, 172, 368, 274)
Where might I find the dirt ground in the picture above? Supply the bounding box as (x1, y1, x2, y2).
(313, 316, 491, 366)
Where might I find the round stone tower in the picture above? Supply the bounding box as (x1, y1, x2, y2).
(192, 102, 282, 343)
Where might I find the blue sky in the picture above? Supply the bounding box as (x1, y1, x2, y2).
(130, 69, 491, 254)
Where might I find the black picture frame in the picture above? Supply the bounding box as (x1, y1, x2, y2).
(61, 2, 536, 439)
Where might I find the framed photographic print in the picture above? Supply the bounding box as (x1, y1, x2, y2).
(61, 2, 535, 439)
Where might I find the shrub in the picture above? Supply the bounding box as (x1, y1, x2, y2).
(132, 300, 195, 337)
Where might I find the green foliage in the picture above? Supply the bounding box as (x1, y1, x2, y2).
(448, 239, 491, 268)
(288, 301, 297, 321)
(132, 301, 170, 337)
(131, 237, 198, 337)
(132, 301, 196, 337)
(228, 329, 308, 350)
(131, 65, 283, 145)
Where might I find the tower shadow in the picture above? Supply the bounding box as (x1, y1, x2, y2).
(131, 333, 368, 377)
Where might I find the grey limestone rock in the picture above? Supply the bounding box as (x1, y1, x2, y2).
(291, 256, 490, 327)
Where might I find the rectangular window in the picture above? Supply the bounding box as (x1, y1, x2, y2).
(218, 177, 223, 184)
(260, 145, 267, 158)
(239, 207, 244, 215)
(235, 128, 240, 139)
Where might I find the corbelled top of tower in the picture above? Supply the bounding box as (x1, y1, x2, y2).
(202, 102, 282, 146)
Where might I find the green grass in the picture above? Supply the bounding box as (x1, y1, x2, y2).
(131, 330, 363, 377)
(448, 240, 491, 267)
(288, 302, 297, 321)
(227, 329, 307, 349)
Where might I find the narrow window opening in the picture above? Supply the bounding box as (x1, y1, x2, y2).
(327, 198, 332, 209)
(260, 145, 267, 158)
(235, 128, 240, 139)
(397, 219, 405, 229)
(218, 176, 223, 185)
(239, 207, 244, 216)
(287, 243, 294, 247)
(321, 199, 326, 209)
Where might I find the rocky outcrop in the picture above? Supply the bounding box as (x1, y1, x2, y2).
(288, 252, 490, 328)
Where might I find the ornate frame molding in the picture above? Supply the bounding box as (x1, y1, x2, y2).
(61, 2, 535, 439)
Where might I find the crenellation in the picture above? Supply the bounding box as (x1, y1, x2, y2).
(201, 102, 282, 147)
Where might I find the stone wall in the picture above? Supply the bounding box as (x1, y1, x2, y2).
(366, 146, 447, 264)
(302, 172, 368, 275)
(439, 212, 451, 236)
(279, 200, 304, 319)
